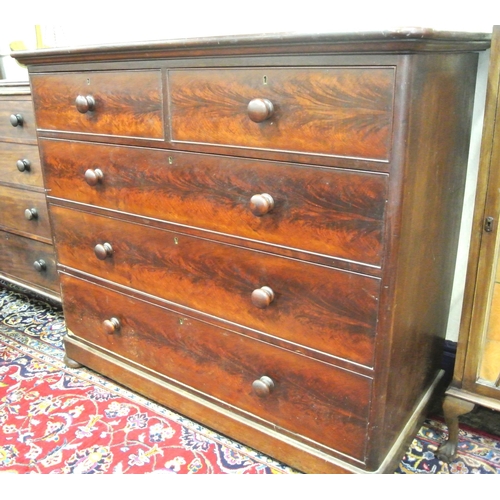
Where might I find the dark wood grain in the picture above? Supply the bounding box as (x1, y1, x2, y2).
(0, 229, 59, 293)
(61, 273, 372, 460)
(40, 139, 388, 267)
(169, 67, 395, 161)
(0, 185, 52, 241)
(0, 99, 37, 143)
(30, 71, 164, 138)
(51, 204, 380, 366)
(0, 142, 43, 189)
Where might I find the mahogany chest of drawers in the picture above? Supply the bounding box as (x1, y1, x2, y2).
(13, 30, 491, 473)
(0, 81, 59, 301)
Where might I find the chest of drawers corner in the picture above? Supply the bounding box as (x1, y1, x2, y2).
(13, 30, 491, 474)
(0, 81, 60, 301)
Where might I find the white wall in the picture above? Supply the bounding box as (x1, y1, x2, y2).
(0, 5, 498, 341)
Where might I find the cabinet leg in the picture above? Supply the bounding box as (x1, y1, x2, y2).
(436, 395, 475, 462)
(64, 355, 82, 369)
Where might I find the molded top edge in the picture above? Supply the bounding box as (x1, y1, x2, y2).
(10, 28, 492, 65)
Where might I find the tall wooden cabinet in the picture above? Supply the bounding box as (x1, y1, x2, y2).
(438, 25, 500, 462)
(13, 30, 490, 474)
(0, 81, 60, 301)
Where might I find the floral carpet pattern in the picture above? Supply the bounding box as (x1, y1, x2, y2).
(0, 283, 499, 474)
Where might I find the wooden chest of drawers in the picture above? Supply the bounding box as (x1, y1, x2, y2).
(0, 81, 59, 301)
(13, 30, 491, 473)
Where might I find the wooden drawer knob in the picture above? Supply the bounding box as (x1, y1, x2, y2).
(85, 168, 104, 186)
(24, 208, 38, 220)
(94, 242, 113, 260)
(103, 317, 120, 334)
(9, 114, 23, 127)
(252, 376, 275, 397)
(17, 159, 31, 172)
(251, 286, 275, 308)
(75, 95, 96, 114)
(33, 259, 46, 272)
(249, 193, 274, 216)
(247, 98, 274, 123)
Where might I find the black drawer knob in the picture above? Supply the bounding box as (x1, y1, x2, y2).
(10, 114, 23, 127)
(75, 95, 96, 114)
(17, 159, 31, 172)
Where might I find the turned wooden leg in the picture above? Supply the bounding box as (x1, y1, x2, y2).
(64, 354, 82, 369)
(436, 394, 475, 462)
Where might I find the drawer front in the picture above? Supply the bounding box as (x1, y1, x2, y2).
(169, 67, 395, 161)
(51, 206, 380, 366)
(0, 230, 59, 293)
(40, 139, 388, 266)
(61, 273, 371, 461)
(0, 143, 43, 189)
(0, 99, 37, 143)
(30, 71, 164, 139)
(0, 185, 52, 240)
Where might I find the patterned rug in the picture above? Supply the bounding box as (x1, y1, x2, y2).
(1, 283, 499, 474)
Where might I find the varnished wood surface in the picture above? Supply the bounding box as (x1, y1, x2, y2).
(0, 142, 43, 189)
(40, 139, 388, 267)
(0, 99, 37, 144)
(51, 204, 380, 367)
(0, 184, 52, 241)
(0, 229, 59, 293)
(169, 67, 395, 161)
(61, 273, 371, 461)
(30, 70, 164, 138)
(11, 30, 491, 66)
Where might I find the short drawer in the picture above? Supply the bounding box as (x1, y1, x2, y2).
(0, 143, 43, 189)
(50, 205, 380, 367)
(30, 70, 164, 139)
(0, 230, 59, 294)
(169, 67, 395, 161)
(61, 273, 372, 461)
(0, 98, 37, 143)
(0, 185, 52, 241)
(40, 139, 388, 267)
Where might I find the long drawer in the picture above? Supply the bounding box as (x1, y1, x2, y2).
(60, 272, 372, 461)
(168, 67, 395, 161)
(50, 205, 380, 367)
(0, 185, 52, 240)
(30, 70, 164, 139)
(0, 229, 59, 293)
(39, 139, 388, 267)
(0, 142, 43, 189)
(0, 99, 37, 143)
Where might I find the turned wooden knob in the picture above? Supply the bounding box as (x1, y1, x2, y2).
(10, 113, 23, 127)
(103, 317, 120, 334)
(251, 286, 275, 309)
(249, 193, 274, 216)
(85, 168, 104, 186)
(94, 242, 113, 260)
(24, 208, 38, 220)
(17, 159, 31, 172)
(33, 259, 46, 272)
(75, 95, 96, 113)
(252, 376, 275, 397)
(247, 98, 274, 123)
